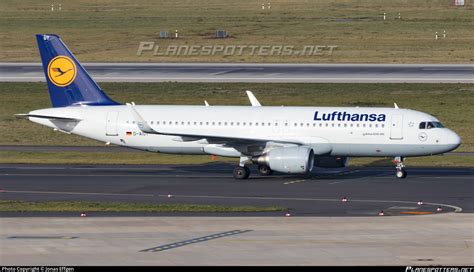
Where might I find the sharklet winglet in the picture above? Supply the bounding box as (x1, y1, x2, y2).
(246, 90, 262, 107)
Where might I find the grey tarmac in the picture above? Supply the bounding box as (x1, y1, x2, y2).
(0, 163, 472, 217)
(1, 63, 473, 83)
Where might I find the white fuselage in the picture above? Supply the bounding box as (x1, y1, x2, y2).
(28, 105, 461, 158)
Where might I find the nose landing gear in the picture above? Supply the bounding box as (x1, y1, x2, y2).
(393, 156, 407, 179)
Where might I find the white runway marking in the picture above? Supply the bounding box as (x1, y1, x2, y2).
(283, 179, 306, 185)
(388, 206, 419, 210)
(329, 179, 359, 184)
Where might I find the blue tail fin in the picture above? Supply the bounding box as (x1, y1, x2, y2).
(36, 34, 119, 107)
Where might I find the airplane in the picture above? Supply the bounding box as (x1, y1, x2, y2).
(17, 34, 462, 180)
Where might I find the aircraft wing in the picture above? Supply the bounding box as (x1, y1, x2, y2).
(127, 102, 304, 146)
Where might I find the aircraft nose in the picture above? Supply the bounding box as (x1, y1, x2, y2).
(445, 129, 461, 151)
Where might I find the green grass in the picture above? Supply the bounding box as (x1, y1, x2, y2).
(0, 200, 285, 213)
(0, 0, 473, 63)
(1, 82, 473, 151)
(0, 151, 236, 165)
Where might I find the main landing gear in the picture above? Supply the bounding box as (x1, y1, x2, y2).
(258, 165, 273, 176)
(233, 166, 250, 179)
(393, 156, 407, 179)
(233, 157, 251, 179)
(232, 157, 274, 179)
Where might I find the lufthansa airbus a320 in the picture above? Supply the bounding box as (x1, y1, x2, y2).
(18, 34, 462, 179)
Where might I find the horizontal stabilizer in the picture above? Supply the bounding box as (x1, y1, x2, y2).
(15, 113, 81, 122)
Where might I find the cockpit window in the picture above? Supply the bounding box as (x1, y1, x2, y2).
(420, 121, 444, 129)
(432, 122, 444, 128)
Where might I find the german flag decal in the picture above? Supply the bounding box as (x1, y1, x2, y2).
(126, 131, 132, 136)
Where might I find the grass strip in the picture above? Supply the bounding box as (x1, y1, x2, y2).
(1, 0, 473, 63)
(0, 200, 285, 213)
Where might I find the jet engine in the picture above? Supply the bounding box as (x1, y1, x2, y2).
(252, 146, 314, 174)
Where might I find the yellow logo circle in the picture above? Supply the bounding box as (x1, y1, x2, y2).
(47, 56, 77, 87)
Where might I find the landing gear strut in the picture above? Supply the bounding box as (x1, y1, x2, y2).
(393, 156, 407, 179)
(258, 165, 273, 176)
(233, 156, 251, 180)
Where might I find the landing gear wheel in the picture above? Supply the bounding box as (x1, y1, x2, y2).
(233, 166, 250, 180)
(396, 169, 407, 179)
(393, 156, 407, 179)
(258, 165, 273, 176)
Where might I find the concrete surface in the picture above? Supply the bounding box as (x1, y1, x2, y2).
(1, 63, 473, 83)
(0, 215, 473, 265)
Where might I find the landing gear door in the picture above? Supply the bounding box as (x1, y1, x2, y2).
(106, 111, 119, 136)
(390, 114, 403, 140)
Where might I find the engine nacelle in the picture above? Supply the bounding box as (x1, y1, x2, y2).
(253, 146, 314, 174)
(314, 156, 349, 168)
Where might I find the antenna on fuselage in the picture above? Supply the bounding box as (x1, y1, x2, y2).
(394, 103, 399, 109)
(204, 100, 210, 107)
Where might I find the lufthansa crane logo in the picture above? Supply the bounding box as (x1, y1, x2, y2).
(47, 56, 77, 87)
(418, 132, 428, 142)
